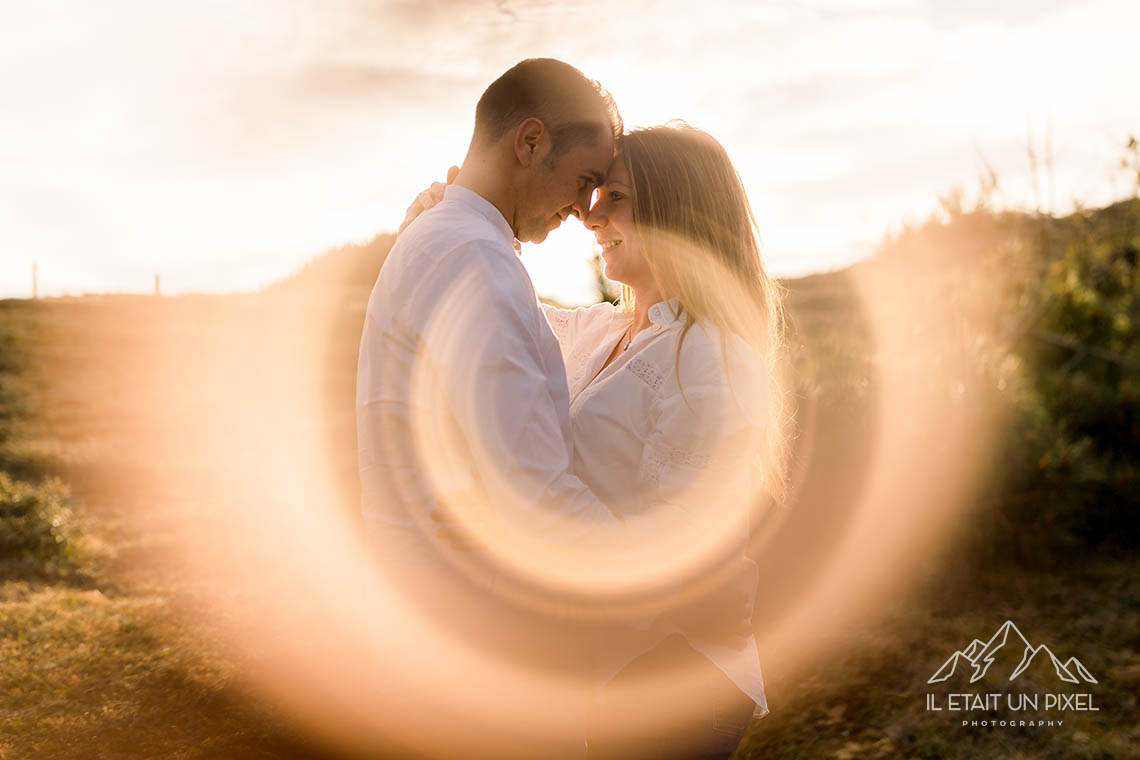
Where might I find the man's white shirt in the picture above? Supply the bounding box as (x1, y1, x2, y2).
(356, 184, 623, 571)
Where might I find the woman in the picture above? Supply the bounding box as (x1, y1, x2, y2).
(403, 122, 788, 759)
(540, 123, 787, 760)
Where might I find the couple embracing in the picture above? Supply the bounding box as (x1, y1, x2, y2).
(356, 58, 788, 760)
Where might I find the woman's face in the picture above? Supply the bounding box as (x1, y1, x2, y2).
(587, 155, 653, 290)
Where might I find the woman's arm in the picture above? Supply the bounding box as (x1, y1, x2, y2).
(397, 166, 458, 234)
(626, 342, 770, 645)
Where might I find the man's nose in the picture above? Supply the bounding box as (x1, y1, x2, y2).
(572, 184, 598, 220)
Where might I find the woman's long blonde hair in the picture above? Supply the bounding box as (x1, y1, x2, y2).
(618, 123, 790, 504)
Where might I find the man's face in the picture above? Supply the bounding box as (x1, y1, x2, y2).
(516, 132, 614, 244)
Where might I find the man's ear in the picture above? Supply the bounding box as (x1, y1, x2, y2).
(513, 117, 546, 168)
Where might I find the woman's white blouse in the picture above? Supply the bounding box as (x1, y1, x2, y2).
(542, 299, 770, 716)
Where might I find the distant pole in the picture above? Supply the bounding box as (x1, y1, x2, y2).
(154, 272, 160, 297)
(32, 262, 38, 299)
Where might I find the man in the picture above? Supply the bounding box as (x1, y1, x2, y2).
(357, 57, 628, 568)
(356, 58, 626, 760)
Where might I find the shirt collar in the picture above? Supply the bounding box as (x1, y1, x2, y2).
(444, 184, 517, 249)
(647, 298, 684, 328)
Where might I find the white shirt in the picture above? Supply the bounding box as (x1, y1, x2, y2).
(357, 185, 634, 574)
(543, 299, 770, 714)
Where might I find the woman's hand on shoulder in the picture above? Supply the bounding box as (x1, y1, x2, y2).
(397, 165, 459, 235)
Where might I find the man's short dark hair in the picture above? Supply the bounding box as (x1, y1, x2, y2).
(472, 58, 622, 156)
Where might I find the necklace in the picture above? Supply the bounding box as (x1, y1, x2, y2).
(621, 324, 634, 352)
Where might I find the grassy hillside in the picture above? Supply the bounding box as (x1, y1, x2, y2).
(2, 198, 1138, 758)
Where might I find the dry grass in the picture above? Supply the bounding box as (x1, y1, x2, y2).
(1, 267, 1137, 758)
(738, 559, 1140, 759)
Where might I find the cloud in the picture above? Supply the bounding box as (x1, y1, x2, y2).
(924, 0, 1081, 27)
(1, 0, 1137, 297)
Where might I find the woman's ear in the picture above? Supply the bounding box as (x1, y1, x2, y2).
(513, 117, 546, 168)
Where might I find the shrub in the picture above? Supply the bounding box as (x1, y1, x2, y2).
(874, 198, 1140, 563)
(0, 471, 81, 566)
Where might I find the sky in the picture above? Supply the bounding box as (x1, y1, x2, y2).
(2, 0, 1139, 303)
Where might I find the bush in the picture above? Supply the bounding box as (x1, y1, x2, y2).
(0, 471, 81, 566)
(1006, 209, 1140, 551)
(873, 198, 1140, 563)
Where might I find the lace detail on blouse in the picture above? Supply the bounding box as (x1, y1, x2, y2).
(639, 433, 713, 485)
(654, 441, 711, 468)
(545, 309, 572, 343)
(626, 356, 664, 393)
(641, 448, 665, 485)
(567, 347, 592, 391)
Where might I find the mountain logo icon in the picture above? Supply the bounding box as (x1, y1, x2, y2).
(928, 620, 1097, 685)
